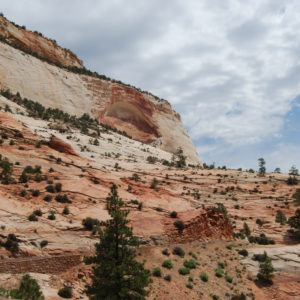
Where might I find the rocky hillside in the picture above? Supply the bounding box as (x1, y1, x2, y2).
(0, 17, 299, 300)
(0, 16, 200, 164)
(0, 93, 299, 299)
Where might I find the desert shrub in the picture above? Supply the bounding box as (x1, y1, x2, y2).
(186, 283, 193, 289)
(82, 217, 100, 231)
(200, 272, 208, 282)
(256, 218, 264, 226)
(55, 183, 62, 192)
(170, 211, 178, 218)
(173, 220, 184, 231)
(215, 268, 223, 277)
(4, 234, 19, 254)
(146, 156, 157, 164)
(178, 267, 190, 275)
(28, 214, 38, 221)
(162, 259, 173, 269)
(172, 246, 185, 257)
(31, 190, 40, 197)
(19, 172, 28, 183)
(20, 190, 27, 197)
(43, 195, 52, 202)
(55, 194, 71, 203)
(34, 209, 42, 216)
(184, 259, 196, 269)
(225, 274, 233, 283)
(48, 212, 56, 220)
(62, 206, 70, 215)
(152, 267, 162, 277)
(249, 233, 275, 245)
(130, 173, 140, 182)
(238, 249, 248, 257)
(40, 240, 48, 248)
(218, 261, 226, 269)
(226, 244, 233, 250)
(275, 210, 287, 225)
(164, 274, 171, 281)
(162, 248, 170, 256)
(252, 252, 268, 262)
(150, 178, 159, 189)
(45, 185, 55, 193)
(231, 293, 246, 300)
(58, 287, 72, 298)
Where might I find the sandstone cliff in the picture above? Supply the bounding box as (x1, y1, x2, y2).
(0, 18, 200, 164)
(0, 15, 82, 68)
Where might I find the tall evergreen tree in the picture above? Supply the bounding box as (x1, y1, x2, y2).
(258, 158, 266, 176)
(257, 252, 274, 284)
(85, 184, 151, 300)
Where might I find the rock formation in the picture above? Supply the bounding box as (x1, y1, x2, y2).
(0, 16, 200, 164)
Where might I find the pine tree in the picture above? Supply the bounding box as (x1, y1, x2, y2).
(11, 274, 44, 300)
(85, 184, 151, 299)
(243, 222, 251, 237)
(258, 158, 266, 176)
(257, 252, 274, 284)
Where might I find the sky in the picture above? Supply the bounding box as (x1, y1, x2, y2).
(1, 0, 300, 173)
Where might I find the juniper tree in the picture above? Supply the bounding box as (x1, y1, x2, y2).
(85, 184, 151, 300)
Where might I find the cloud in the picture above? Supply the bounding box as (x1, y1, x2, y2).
(1, 0, 300, 170)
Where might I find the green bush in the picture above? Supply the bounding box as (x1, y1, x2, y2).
(48, 212, 56, 220)
(55, 194, 71, 203)
(275, 210, 287, 225)
(218, 261, 226, 269)
(43, 195, 52, 202)
(170, 211, 177, 218)
(62, 206, 70, 215)
(162, 248, 170, 256)
(200, 272, 208, 282)
(40, 240, 48, 248)
(58, 287, 72, 298)
(164, 274, 171, 281)
(183, 259, 196, 269)
(28, 214, 38, 221)
(152, 267, 162, 277)
(226, 244, 233, 250)
(231, 293, 246, 300)
(172, 246, 185, 257)
(45, 185, 55, 193)
(55, 183, 62, 192)
(31, 190, 40, 197)
(238, 249, 248, 257)
(34, 209, 42, 216)
(82, 217, 100, 230)
(178, 267, 190, 275)
(17, 274, 44, 300)
(4, 234, 19, 254)
(186, 283, 193, 289)
(215, 268, 223, 277)
(162, 259, 173, 269)
(173, 220, 185, 231)
(225, 274, 233, 283)
(20, 190, 27, 197)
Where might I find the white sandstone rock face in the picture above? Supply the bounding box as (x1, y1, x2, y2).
(0, 41, 200, 164)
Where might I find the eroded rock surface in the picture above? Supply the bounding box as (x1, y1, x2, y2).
(0, 19, 200, 164)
